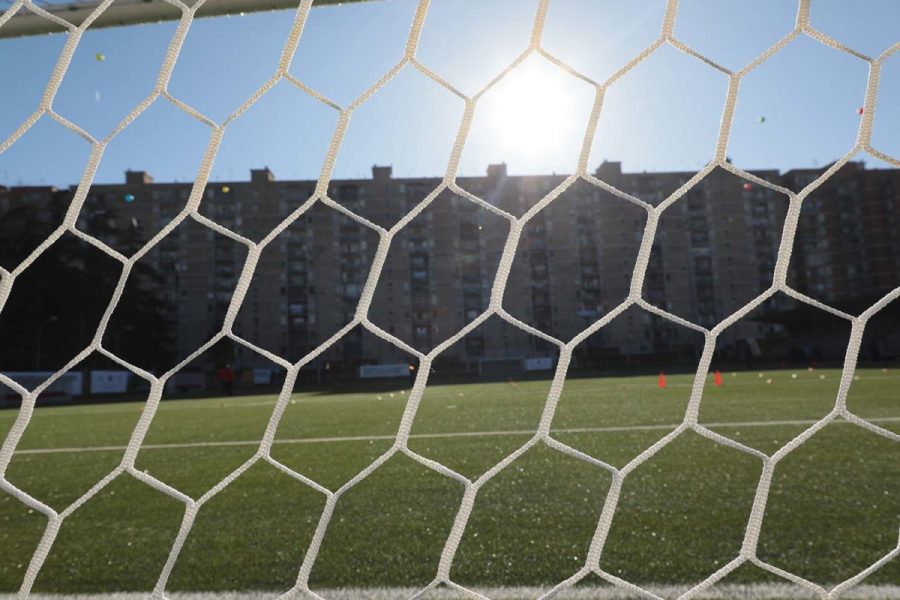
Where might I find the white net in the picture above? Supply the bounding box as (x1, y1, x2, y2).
(0, 0, 898, 598)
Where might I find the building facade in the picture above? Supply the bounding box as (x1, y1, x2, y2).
(1, 160, 897, 375)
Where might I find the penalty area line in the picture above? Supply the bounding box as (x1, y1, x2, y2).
(12, 416, 900, 456)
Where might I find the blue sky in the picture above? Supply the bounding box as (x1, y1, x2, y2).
(0, 0, 898, 187)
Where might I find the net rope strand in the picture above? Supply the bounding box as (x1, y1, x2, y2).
(0, 0, 897, 598)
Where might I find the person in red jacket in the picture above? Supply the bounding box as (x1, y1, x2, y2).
(217, 364, 234, 396)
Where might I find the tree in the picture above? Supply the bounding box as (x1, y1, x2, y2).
(0, 193, 175, 373)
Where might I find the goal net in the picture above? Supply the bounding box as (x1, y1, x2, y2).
(0, 0, 897, 598)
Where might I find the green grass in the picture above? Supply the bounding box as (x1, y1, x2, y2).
(0, 368, 897, 594)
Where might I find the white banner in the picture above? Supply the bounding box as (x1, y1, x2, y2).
(90, 371, 130, 394)
(253, 369, 272, 385)
(2, 372, 82, 396)
(359, 364, 409, 379)
(523, 357, 554, 371)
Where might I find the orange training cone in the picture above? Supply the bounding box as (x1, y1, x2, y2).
(714, 371, 723, 386)
(658, 372, 666, 388)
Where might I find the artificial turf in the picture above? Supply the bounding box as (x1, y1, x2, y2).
(0, 369, 896, 594)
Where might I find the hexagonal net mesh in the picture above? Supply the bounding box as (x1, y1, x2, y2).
(0, 0, 898, 598)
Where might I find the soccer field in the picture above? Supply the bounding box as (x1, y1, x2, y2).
(0, 369, 897, 597)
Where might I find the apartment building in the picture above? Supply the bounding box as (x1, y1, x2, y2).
(1, 160, 895, 375)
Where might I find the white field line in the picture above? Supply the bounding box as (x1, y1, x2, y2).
(2, 583, 900, 599)
(12, 416, 900, 456)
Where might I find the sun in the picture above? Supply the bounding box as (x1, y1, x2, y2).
(478, 57, 582, 169)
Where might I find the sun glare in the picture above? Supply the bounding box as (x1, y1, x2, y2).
(479, 58, 583, 166)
